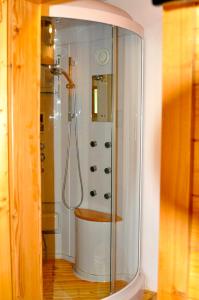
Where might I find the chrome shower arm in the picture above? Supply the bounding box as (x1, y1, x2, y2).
(46, 64, 75, 89)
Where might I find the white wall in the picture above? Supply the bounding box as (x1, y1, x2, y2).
(107, 0, 162, 291)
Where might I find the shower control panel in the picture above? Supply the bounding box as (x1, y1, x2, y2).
(92, 74, 112, 122)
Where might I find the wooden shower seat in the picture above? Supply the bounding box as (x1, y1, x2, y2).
(74, 208, 122, 222)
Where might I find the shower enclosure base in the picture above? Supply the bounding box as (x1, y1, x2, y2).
(104, 273, 145, 300)
(43, 259, 145, 300)
(43, 259, 127, 299)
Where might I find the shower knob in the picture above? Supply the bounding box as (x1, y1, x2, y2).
(90, 141, 97, 147)
(104, 193, 111, 200)
(104, 167, 111, 174)
(105, 141, 112, 148)
(90, 165, 97, 172)
(90, 190, 97, 197)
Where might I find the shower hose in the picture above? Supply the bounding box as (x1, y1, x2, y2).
(62, 91, 84, 210)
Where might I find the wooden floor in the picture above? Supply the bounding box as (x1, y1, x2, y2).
(43, 259, 156, 300)
(144, 291, 156, 300)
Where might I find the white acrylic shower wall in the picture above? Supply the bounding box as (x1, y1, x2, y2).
(53, 21, 113, 261)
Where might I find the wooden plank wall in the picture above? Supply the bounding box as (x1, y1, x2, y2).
(0, 0, 12, 298)
(188, 6, 199, 299)
(158, 5, 195, 300)
(7, 0, 43, 299)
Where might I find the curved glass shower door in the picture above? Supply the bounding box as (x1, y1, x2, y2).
(112, 28, 143, 291)
(41, 17, 143, 299)
(41, 18, 116, 299)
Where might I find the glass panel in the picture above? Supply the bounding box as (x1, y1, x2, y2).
(110, 26, 118, 294)
(114, 28, 143, 289)
(41, 18, 114, 299)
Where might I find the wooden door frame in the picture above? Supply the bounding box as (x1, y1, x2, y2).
(2, 1, 76, 298)
(0, 0, 12, 298)
(158, 3, 196, 299)
(6, 0, 42, 299)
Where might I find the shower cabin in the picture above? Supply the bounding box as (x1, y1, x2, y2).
(40, 1, 143, 299)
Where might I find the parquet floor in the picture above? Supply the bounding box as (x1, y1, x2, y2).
(43, 259, 126, 299)
(43, 259, 156, 300)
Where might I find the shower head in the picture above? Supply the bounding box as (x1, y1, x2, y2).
(48, 64, 75, 89)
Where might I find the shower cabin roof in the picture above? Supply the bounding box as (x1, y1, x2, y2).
(41, 0, 144, 37)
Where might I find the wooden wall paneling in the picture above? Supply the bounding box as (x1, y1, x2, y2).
(0, 0, 12, 298)
(194, 9, 199, 141)
(193, 142, 199, 196)
(189, 8, 199, 297)
(158, 5, 195, 298)
(7, 0, 43, 299)
(193, 86, 199, 140)
(189, 196, 199, 299)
